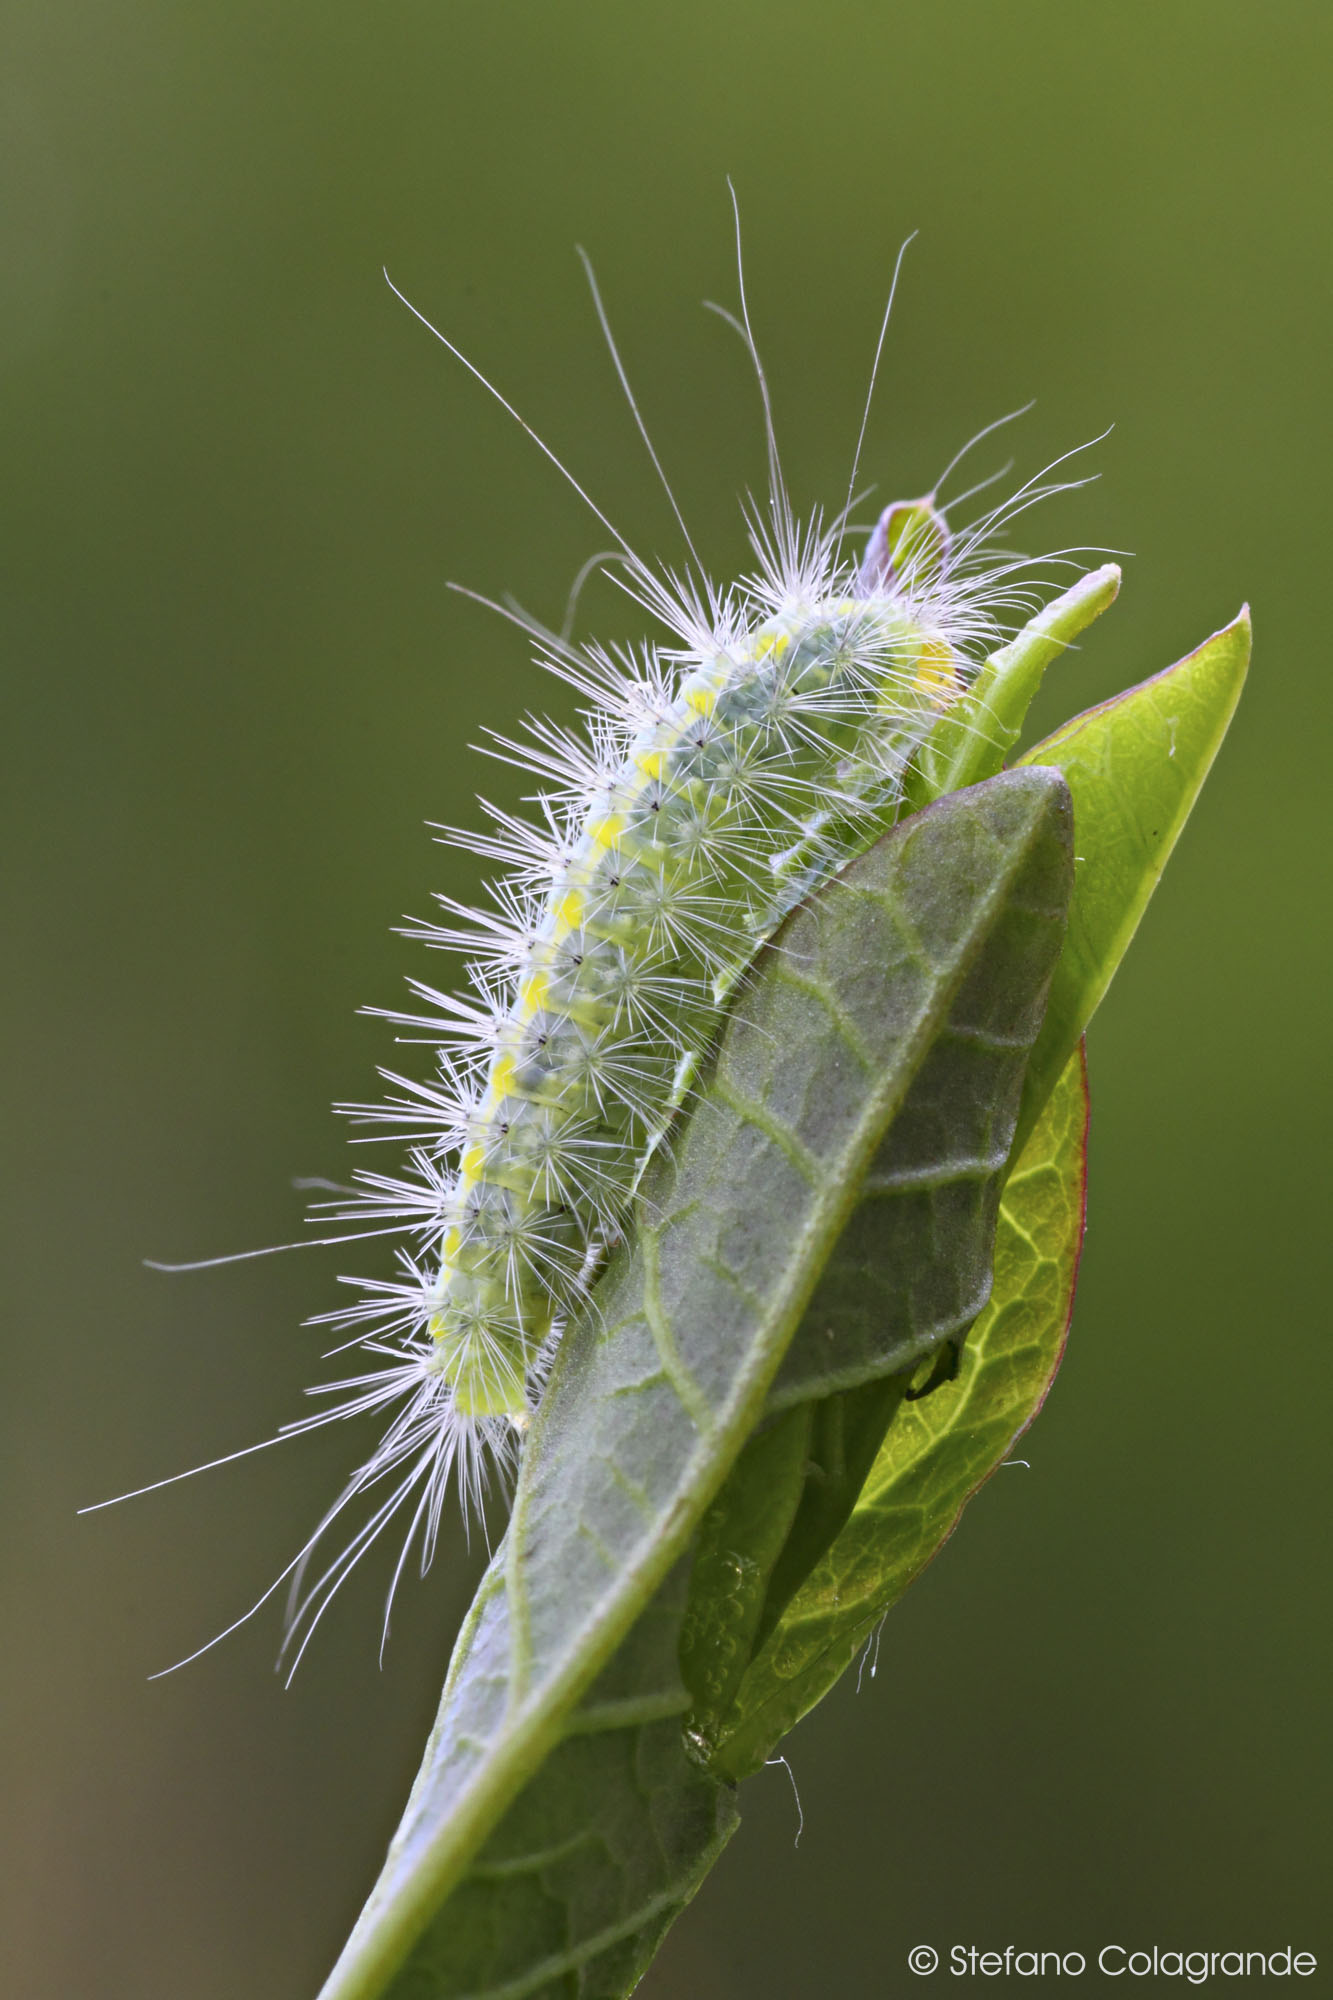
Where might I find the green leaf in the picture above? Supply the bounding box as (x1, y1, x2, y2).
(1014, 606, 1250, 1145)
(316, 768, 1074, 2000)
(375, 1557, 739, 2000)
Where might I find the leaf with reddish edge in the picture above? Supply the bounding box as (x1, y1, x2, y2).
(703, 609, 1248, 1778)
(710, 1043, 1090, 1782)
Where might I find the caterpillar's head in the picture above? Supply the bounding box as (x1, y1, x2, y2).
(858, 496, 961, 712)
(858, 495, 952, 596)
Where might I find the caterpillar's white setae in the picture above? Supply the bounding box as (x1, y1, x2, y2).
(91, 224, 1104, 1671)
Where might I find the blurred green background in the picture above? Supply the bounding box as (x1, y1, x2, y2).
(4, 2, 1329, 1994)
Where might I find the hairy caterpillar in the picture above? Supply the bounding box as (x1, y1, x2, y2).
(92, 220, 1106, 1671)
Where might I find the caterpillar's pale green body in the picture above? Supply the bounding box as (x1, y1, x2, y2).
(101, 250, 1111, 1667)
